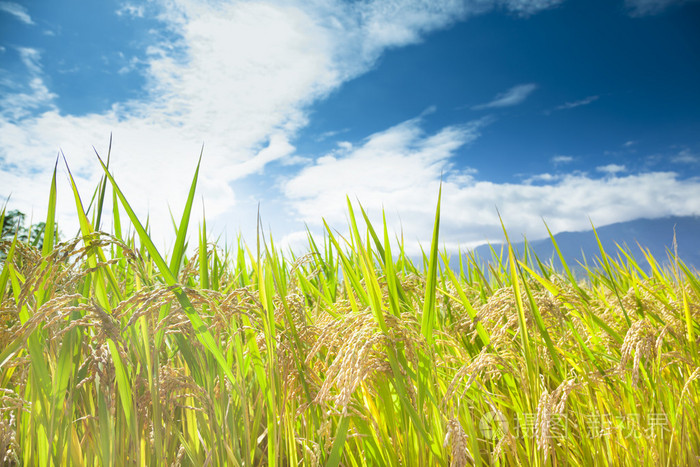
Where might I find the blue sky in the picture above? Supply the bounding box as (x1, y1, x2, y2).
(1, 0, 699, 253)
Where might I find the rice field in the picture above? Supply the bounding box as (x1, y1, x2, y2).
(1, 155, 699, 466)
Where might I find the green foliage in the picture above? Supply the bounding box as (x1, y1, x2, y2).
(1, 157, 699, 466)
(1, 209, 59, 254)
(1, 210, 43, 244)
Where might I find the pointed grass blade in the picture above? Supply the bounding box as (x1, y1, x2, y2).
(420, 184, 441, 345)
(92, 134, 112, 231)
(199, 212, 210, 289)
(42, 157, 59, 256)
(169, 146, 203, 277)
(95, 153, 236, 386)
(498, 213, 533, 379)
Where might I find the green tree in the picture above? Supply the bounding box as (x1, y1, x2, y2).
(1, 208, 55, 250)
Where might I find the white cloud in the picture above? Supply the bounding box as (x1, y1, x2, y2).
(0, 1, 34, 25)
(284, 116, 488, 224)
(554, 95, 599, 111)
(501, 0, 565, 15)
(315, 128, 350, 142)
(0, 48, 57, 120)
(597, 164, 626, 175)
(117, 55, 144, 75)
(116, 3, 146, 18)
(473, 83, 537, 110)
(227, 133, 296, 180)
(17, 47, 43, 75)
(551, 155, 574, 165)
(1, 0, 566, 244)
(671, 148, 699, 164)
(625, 0, 699, 16)
(283, 119, 700, 254)
(524, 173, 560, 184)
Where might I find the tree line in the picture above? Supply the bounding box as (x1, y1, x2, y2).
(1, 209, 58, 260)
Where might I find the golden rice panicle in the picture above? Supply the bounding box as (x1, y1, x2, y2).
(0, 389, 25, 467)
(158, 366, 211, 421)
(308, 312, 391, 414)
(492, 431, 518, 463)
(274, 293, 315, 345)
(120, 284, 174, 327)
(0, 412, 19, 466)
(470, 285, 568, 351)
(0, 307, 18, 358)
(0, 239, 41, 277)
(169, 445, 186, 467)
(442, 349, 523, 410)
(443, 417, 473, 467)
(533, 376, 580, 463)
(535, 387, 554, 462)
(275, 293, 324, 400)
(680, 367, 700, 403)
(307, 307, 421, 415)
(619, 319, 658, 386)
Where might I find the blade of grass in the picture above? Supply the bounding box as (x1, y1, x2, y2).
(92, 134, 112, 231)
(41, 157, 58, 256)
(169, 146, 203, 277)
(420, 184, 441, 345)
(95, 153, 236, 386)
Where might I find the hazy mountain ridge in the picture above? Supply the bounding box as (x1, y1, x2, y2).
(470, 216, 700, 275)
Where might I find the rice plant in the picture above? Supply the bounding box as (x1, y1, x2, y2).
(1, 154, 699, 466)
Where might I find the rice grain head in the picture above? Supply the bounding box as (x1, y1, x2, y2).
(619, 319, 657, 386)
(443, 417, 473, 467)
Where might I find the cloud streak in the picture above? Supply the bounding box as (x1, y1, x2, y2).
(0, 1, 34, 25)
(0, 47, 57, 120)
(671, 148, 699, 165)
(472, 83, 537, 110)
(551, 155, 575, 165)
(554, 95, 599, 111)
(625, 0, 700, 16)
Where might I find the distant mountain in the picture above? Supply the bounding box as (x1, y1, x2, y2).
(470, 216, 700, 276)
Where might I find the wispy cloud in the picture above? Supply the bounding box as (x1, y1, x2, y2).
(551, 155, 575, 165)
(671, 148, 699, 164)
(116, 3, 145, 18)
(315, 128, 350, 142)
(555, 95, 599, 111)
(524, 172, 560, 184)
(473, 83, 537, 110)
(625, 0, 699, 16)
(0, 48, 57, 120)
(500, 0, 565, 16)
(284, 116, 488, 224)
(597, 164, 626, 175)
(0, 1, 34, 25)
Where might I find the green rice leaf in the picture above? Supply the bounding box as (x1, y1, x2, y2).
(169, 146, 203, 277)
(420, 184, 441, 344)
(95, 153, 236, 386)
